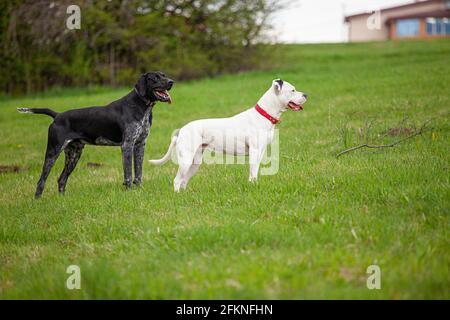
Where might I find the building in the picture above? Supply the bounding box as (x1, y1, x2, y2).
(345, 0, 450, 42)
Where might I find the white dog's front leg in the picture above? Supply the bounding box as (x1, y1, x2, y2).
(248, 145, 266, 182)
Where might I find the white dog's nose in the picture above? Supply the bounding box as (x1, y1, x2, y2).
(303, 93, 308, 99)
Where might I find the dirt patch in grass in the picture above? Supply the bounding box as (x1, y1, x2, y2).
(386, 127, 413, 136)
(0, 165, 20, 174)
(0, 280, 14, 294)
(86, 162, 104, 168)
(339, 267, 366, 284)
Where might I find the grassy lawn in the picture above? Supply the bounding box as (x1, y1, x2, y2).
(0, 40, 449, 299)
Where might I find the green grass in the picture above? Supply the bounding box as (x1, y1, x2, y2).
(0, 40, 449, 299)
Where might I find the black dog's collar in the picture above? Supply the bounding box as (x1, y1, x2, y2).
(134, 87, 153, 106)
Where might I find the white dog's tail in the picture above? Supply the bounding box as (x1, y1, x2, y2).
(149, 130, 179, 166)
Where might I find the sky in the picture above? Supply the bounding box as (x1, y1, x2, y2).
(271, 0, 416, 43)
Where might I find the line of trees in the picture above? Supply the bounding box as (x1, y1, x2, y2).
(0, 0, 284, 94)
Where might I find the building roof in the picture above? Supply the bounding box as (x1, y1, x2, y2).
(386, 9, 450, 23)
(344, 0, 441, 22)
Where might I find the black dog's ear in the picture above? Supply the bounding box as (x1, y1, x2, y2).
(135, 73, 147, 97)
(272, 79, 283, 94)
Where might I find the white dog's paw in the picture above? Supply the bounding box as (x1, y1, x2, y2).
(248, 177, 258, 183)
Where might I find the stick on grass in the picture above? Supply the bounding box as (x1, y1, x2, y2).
(335, 120, 431, 159)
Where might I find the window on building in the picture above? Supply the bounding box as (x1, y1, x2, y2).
(444, 18, 450, 34)
(426, 18, 436, 34)
(396, 19, 420, 37)
(437, 19, 443, 33)
(426, 17, 450, 35)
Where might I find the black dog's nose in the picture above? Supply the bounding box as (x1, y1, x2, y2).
(167, 79, 174, 89)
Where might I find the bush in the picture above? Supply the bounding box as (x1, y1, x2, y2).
(0, 0, 284, 94)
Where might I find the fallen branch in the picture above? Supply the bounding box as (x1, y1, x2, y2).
(335, 120, 431, 159)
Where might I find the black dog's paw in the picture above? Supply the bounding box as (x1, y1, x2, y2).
(133, 180, 142, 187)
(123, 181, 133, 189)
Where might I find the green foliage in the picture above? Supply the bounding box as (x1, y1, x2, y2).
(0, 0, 282, 94)
(0, 39, 449, 298)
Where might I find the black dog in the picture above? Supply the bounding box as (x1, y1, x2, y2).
(18, 71, 174, 198)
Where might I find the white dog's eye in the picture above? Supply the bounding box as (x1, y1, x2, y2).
(291, 89, 295, 92)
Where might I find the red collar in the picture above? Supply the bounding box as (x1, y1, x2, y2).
(255, 104, 280, 125)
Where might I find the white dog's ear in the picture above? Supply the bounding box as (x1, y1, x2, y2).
(272, 79, 283, 94)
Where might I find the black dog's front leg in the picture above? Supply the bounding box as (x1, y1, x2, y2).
(121, 141, 135, 189)
(133, 140, 146, 186)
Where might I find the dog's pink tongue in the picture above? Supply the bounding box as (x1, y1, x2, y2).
(288, 102, 302, 111)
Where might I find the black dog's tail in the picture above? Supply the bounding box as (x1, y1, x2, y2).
(17, 108, 58, 118)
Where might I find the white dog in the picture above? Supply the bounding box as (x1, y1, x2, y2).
(149, 79, 308, 192)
